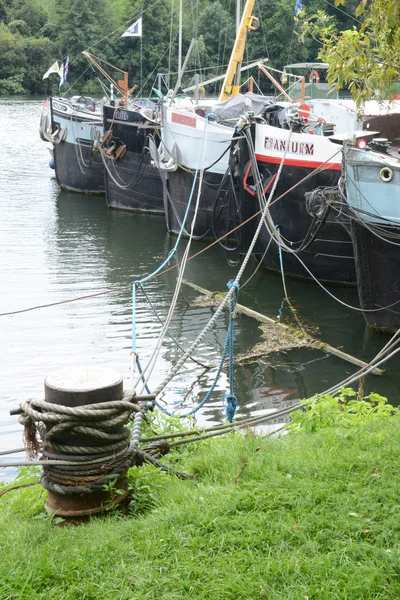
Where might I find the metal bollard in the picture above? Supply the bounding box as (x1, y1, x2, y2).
(43, 366, 130, 519)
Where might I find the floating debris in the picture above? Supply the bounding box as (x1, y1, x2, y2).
(183, 280, 384, 375)
(237, 322, 315, 363)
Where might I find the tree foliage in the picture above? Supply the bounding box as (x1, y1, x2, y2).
(0, 0, 365, 97)
(299, 0, 400, 107)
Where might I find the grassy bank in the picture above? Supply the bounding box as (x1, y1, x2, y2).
(1, 411, 400, 599)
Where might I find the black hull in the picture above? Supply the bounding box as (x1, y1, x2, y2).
(105, 153, 164, 214)
(103, 105, 164, 213)
(255, 162, 356, 284)
(351, 221, 400, 332)
(53, 141, 105, 195)
(165, 136, 256, 255)
(165, 168, 231, 239)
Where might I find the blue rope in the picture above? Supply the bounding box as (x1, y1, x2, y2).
(131, 117, 210, 353)
(276, 225, 290, 320)
(224, 280, 240, 422)
(139, 279, 240, 420)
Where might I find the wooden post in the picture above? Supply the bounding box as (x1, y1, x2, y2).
(258, 64, 293, 102)
(301, 76, 305, 101)
(118, 72, 129, 107)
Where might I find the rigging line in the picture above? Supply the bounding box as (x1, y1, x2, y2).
(255, 0, 270, 62)
(285, 27, 296, 68)
(248, 146, 400, 314)
(325, 329, 400, 395)
(133, 120, 210, 390)
(140, 0, 144, 92)
(0, 152, 342, 318)
(327, 346, 400, 396)
(340, 174, 400, 246)
(322, 0, 363, 25)
(240, 236, 274, 289)
(84, 0, 166, 53)
(289, 245, 400, 313)
(333, 201, 400, 248)
(136, 135, 209, 393)
(151, 130, 294, 399)
(337, 201, 400, 231)
(60, 65, 91, 97)
(137, 284, 211, 369)
(265, 65, 303, 79)
(169, 61, 264, 75)
(168, 0, 174, 90)
(134, 30, 179, 99)
(4, 330, 398, 464)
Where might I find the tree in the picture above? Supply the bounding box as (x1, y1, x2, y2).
(55, 0, 109, 72)
(0, 28, 27, 94)
(299, 0, 400, 107)
(7, 0, 48, 36)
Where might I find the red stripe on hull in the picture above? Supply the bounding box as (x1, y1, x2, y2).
(255, 153, 342, 171)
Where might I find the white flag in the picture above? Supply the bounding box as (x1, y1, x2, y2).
(43, 61, 61, 80)
(121, 17, 142, 37)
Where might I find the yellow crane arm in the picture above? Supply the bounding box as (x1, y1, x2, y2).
(219, 0, 259, 102)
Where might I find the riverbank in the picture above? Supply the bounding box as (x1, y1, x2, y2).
(1, 403, 399, 599)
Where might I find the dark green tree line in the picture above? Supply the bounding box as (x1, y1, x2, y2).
(0, 0, 360, 96)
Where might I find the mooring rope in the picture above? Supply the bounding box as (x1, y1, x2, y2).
(15, 392, 142, 494)
(151, 125, 293, 403)
(0, 152, 343, 319)
(131, 117, 211, 395)
(135, 121, 210, 393)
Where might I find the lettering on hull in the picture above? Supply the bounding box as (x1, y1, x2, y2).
(264, 136, 314, 156)
(171, 112, 197, 128)
(115, 110, 129, 121)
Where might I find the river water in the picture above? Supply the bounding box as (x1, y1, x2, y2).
(1, 98, 399, 481)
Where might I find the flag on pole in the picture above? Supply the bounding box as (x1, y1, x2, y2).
(294, 0, 302, 15)
(58, 63, 64, 91)
(43, 61, 61, 79)
(121, 17, 142, 37)
(63, 55, 69, 83)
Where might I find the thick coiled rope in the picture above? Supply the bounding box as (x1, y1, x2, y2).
(19, 392, 143, 495)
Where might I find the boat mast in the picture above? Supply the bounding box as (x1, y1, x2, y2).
(236, 0, 241, 35)
(219, 0, 259, 101)
(178, 0, 183, 79)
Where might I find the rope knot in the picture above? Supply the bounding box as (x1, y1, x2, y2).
(224, 393, 238, 423)
(227, 280, 240, 295)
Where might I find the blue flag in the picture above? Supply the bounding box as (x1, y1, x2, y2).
(63, 55, 69, 83)
(294, 0, 302, 15)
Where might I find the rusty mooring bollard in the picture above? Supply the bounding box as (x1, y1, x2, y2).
(41, 366, 133, 519)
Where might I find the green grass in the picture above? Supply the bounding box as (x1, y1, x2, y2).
(1, 417, 400, 599)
